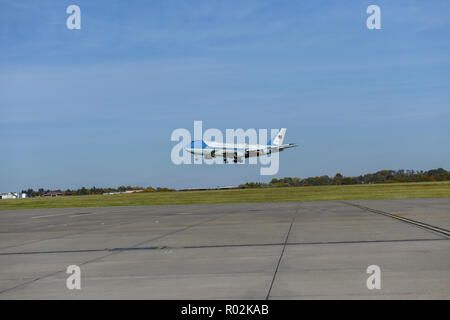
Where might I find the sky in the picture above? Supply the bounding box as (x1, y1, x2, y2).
(1, 0, 449, 191)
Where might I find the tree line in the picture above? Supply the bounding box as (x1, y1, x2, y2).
(239, 168, 450, 188)
(20, 168, 450, 196)
(22, 185, 175, 197)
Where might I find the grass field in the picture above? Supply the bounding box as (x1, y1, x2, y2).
(1, 181, 449, 211)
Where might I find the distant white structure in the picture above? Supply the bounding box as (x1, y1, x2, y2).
(103, 190, 144, 195)
(0, 192, 18, 199)
(0, 192, 29, 199)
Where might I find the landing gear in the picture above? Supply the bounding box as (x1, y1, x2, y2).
(233, 153, 243, 163)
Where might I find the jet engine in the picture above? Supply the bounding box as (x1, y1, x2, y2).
(203, 149, 216, 159)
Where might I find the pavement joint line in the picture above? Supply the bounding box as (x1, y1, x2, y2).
(69, 212, 99, 218)
(130, 212, 229, 248)
(342, 201, 450, 238)
(1, 207, 241, 252)
(265, 203, 299, 300)
(0, 212, 231, 296)
(1, 238, 447, 256)
(0, 229, 97, 251)
(31, 212, 78, 219)
(0, 210, 200, 251)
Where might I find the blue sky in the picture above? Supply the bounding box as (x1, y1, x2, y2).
(1, 0, 449, 191)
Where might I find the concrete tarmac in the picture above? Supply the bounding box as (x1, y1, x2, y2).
(0, 198, 449, 299)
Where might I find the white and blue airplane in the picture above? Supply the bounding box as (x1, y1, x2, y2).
(185, 128, 296, 163)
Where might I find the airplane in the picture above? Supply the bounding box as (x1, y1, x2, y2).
(184, 128, 297, 163)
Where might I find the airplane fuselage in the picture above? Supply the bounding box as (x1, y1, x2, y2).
(184, 128, 296, 163)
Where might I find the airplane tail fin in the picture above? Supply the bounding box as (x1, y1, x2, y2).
(269, 128, 287, 146)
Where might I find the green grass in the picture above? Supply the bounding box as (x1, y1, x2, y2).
(1, 181, 449, 211)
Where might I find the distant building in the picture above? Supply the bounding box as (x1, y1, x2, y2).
(216, 186, 242, 190)
(103, 190, 144, 195)
(178, 186, 241, 191)
(124, 190, 144, 194)
(0, 192, 19, 199)
(42, 190, 63, 197)
(0, 192, 29, 199)
(178, 188, 209, 192)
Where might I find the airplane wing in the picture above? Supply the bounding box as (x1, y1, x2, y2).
(212, 149, 245, 158)
(212, 144, 297, 159)
(246, 148, 269, 157)
(269, 143, 297, 151)
(210, 149, 245, 163)
(213, 149, 263, 159)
